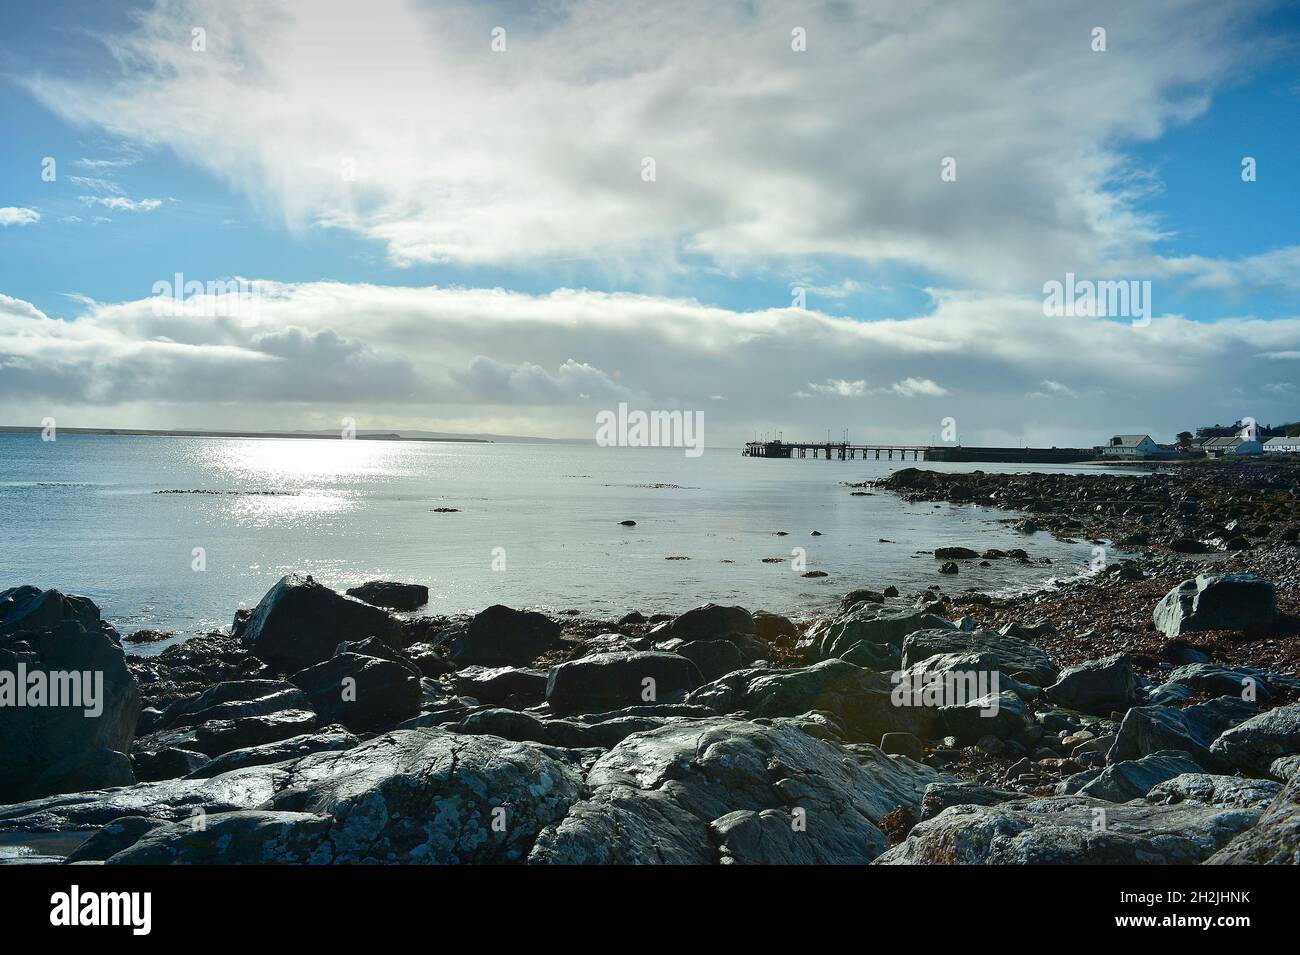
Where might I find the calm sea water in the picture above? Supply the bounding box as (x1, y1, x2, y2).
(0, 433, 1132, 654)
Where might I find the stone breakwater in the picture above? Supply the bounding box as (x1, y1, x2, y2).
(0, 463, 1297, 865)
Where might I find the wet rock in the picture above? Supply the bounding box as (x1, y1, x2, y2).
(131, 747, 211, 782)
(1108, 697, 1259, 772)
(618, 611, 647, 626)
(840, 589, 885, 611)
(290, 653, 420, 733)
(1078, 750, 1205, 802)
(939, 562, 959, 575)
(687, 659, 940, 743)
(934, 547, 979, 560)
(404, 642, 455, 677)
(447, 605, 562, 667)
(877, 793, 1261, 864)
(752, 611, 797, 645)
(345, 581, 429, 612)
(1152, 573, 1277, 637)
(545, 651, 703, 715)
(1045, 653, 1136, 716)
(238, 574, 401, 671)
(159, 679, 311, 730)
(139, 707, 320, 758)
(1209, 703, 1300, 777)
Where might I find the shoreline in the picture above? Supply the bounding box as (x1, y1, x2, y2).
(2, 460, 1298, 864)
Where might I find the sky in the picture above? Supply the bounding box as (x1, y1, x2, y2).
(0, 0, 1298, 447)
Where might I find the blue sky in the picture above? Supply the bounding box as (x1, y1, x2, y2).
(0, 0, 1298, 442)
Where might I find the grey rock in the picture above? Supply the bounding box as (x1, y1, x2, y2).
(879, 732, 925, 761)
(451, 666, 549, 706)
(1108, 697, 1259, 772)
(159, 679, 311, 729)
(902, 629, 1058, 687)
(139, 707, 320, 758)
(1210, 703, 1300, 777)
(919, 782, 1021, 821)
(1045, 653, 1136, 716)
(838, 639, 901, 671)
(131, 747, 211, 782)
(687, 658, 941, 743)
(1206, 775, 1300, 864)
(1146, 773, 1282, 810)
(238, 574, 401, 671)
(1166, 663, 1276, 706)
(545, 651, 702, 714)
(1078, 750, 1204, 802)
(939, 690, 1030, 742)
(674, 639, 746, 681)
(528, 717, 950, 864)
(877, 794, 1261, 864)
(1270, 754, 1300, 783)
(1152, 573, 1277, 638)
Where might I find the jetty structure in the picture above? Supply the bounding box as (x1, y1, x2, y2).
(742, 440, 1096, 464)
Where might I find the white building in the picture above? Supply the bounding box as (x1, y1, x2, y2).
(1200, 436, 1263, 457)
(1100, 434, 1161, 457)
(1263, 436, 1300, 454)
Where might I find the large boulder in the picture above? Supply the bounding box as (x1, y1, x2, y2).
(1209, 703, 1300, 777)
(545, 652, 703, 714)
(447, 605, 561, 667)
(238, 575, 401, 671)
(451, 666, 549, 707)
(1164, 663, 1279, 706)
(1206, 776, 1300, 864)
(818, 605, 953, 659)
(157, 679, 311, 730)
(528, 717, 950, 864)
(1108, 697, 1258, 772)
(938, 690, 1031, 742)
(687, 659, 941, 743)
(1077, 750, 1205, 802)
(673, 640, 747, 682)
(876, 794, 1261, 864)
(109, 729, 585, 864)
(1152, 573, 1277, 637)
(0, 590, 142, 803)
(18, 749, 135, 802)
(289, 653, 421, 732)
(1045, 653, 1136, 716)
(902, 629, 1058, 687)
(344, 580, 429, 611)
(662, 604, 755, 641)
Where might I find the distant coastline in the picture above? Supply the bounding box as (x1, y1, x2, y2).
(0, 426, 590, 445)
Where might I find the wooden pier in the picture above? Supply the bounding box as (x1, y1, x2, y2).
(743, 440, 927, 461)
(742, 441, 1097, 464)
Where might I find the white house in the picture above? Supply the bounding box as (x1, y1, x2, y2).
(1263, 436, 1300, 454)
(1100, 434, 1161, 457)
(1200, 436, 1263, 457)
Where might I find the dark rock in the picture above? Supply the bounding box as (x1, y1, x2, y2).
(920, 782, 1021, 820)
(289, 653, 420, 733)
(674, 640, 746, 682)
(447, 605, 561, 667)
(140, 708, 319, 758)
(902, 628, 1058, 687)
(838, 639, 901, 671)
(188, 725, 359, 778)
(451, 666, 549, 706)
(546, 651, 703, 714)
(159, 679, 311, 730)
(817, 605, 953, 659)
(618, 611, 647, 625)
(344, 580, 429, 611)
(1165, 663, 1276, 705)
(752, 611, 797, 645)
(19, 749, 135, 801)
(1045, 653, 1136, 716)
(404, 642, 455, 677)
(934, 547, 979, 560)
(1152, 573, 1277, 637)
(880, 732, 925, 760)
(939, 562, 959, 575)
(0, 593, 142, 803)
(238, 574, 401, 671)
(663, 604, 755, 642)
(939, 691, 1031, 742)
(132, 747, 211, 782)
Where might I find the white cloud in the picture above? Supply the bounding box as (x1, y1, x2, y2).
(0, 207, 40, 227)
(78, 196, 164, 212)
(19, 0, 1273, 287)
(5, 282, 1300, 444)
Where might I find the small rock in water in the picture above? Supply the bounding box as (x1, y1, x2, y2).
(803, 570, 829, 578)
(619, 520, 636, 526)
(810, 530, 822, 536)
(939, 561, 959, 575)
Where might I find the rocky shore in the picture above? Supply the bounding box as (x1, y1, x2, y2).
(1, 461, 1298, 865)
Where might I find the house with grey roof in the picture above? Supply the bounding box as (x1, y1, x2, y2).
(1100, 434, 1162, 457)
(1263, 436, 1299, 454)
(1199, 436, 1263, 457)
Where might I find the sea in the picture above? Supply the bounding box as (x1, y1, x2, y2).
(0, 432, 1135, 655)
